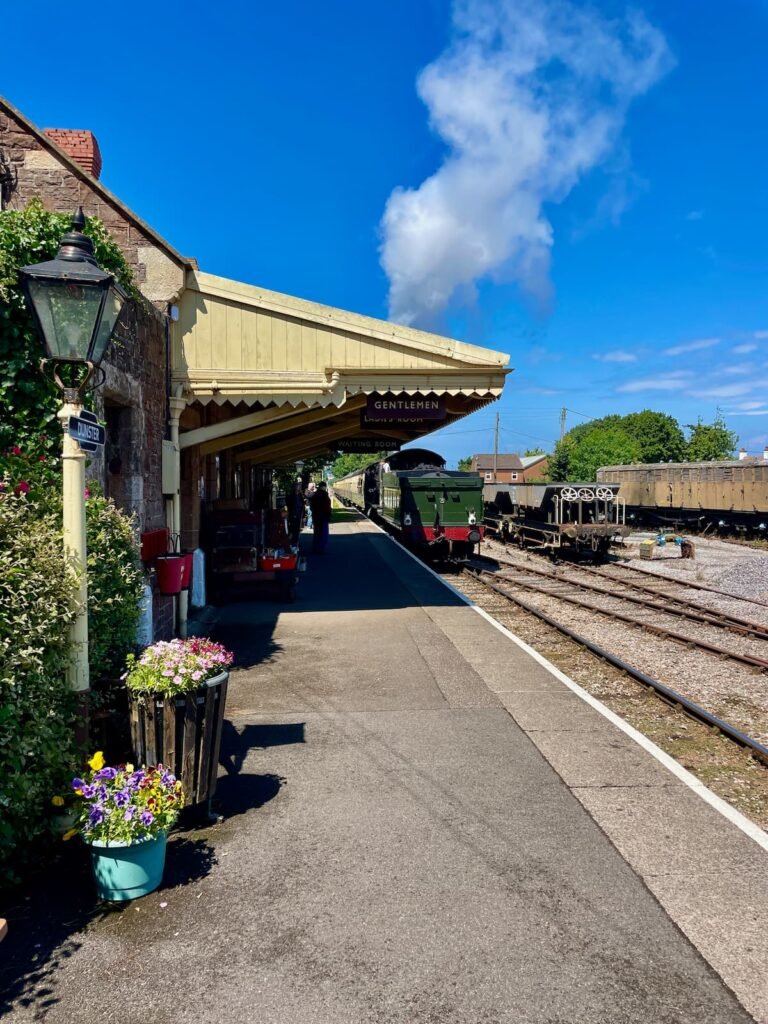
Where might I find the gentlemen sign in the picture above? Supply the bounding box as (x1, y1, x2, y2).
(365, 394, 446, 421)
(362, 393, 447, 432)
(68, 409, 105, 452)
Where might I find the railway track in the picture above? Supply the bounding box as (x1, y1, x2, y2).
(449, 563, 768, 768)
(466, 557, 768, 672)
(583, 559, 768, 611)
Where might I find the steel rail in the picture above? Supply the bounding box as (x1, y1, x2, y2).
(468, 565, 768, 672)
(596, 559, 768, 610)
(480, 556, 768, 639)
(462, 568, 768, 767)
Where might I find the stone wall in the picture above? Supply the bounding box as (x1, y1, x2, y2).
(0, 100, 186, 304)
(0, 99, 179, 640)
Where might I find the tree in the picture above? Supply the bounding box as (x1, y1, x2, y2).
(457, 456, 473, 471)
(331, 452, 387, 480)
(622, 410, 686, 463)
(566, 428, 642, 481)
(685, 412, 738, 461)
(523, 447, 545, 458)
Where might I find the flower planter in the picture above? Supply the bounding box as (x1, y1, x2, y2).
(87, 832, 167, 901)
(128, 671, 229, 813)
(180, 551, 194, 591)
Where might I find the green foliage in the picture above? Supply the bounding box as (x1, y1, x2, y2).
(457, 456, 473, 471)
(523, 447, 546, 457)
(622, 410, 686, 462)
(331, 451, 387, 479)
(273, 454, 332, 498)
(0, 492, 77, 886)
(84, 492, 144, 683)
(548, 409, 732, 481)
(0, 199, 134, 459)
(685, 412, 738, 461)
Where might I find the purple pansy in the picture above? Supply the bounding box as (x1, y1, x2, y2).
(89, 805, 105, 826)
(139, 810, 154, 827)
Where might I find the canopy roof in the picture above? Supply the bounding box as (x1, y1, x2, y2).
(172, 270, 511, 462)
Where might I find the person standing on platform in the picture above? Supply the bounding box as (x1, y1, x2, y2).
(287, 479, 305, 546)
(305, 479, 317, 529)
(309, 481, 332, 554)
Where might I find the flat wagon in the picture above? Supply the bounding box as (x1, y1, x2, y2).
(483, 482, 628, 558)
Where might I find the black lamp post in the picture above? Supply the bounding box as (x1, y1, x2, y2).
(20, 207, 127, 399)
(18, 208, 127, 700)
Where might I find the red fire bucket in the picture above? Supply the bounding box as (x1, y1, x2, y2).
(180, 551, 194, 591)
(156, 554, 186, 595)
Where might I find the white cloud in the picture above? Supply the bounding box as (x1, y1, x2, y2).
(734, 410, 768, 417)
(722, 363, 753, 375)
(753, 330, 768, 339)
(733, 343, 757, 355)
(687, 382, 755, 399)
(379, 0, 673, 326)
(593, 349, 638, 363)
(617, 371, 693, 393)
(732, 401, 767, 411)
(685, 209, 704, 221)
(662, 337, 719, 356)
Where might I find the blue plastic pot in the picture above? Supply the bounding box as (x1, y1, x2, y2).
(87, 833, 168, 901)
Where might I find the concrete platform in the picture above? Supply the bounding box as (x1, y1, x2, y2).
(2, 517, 767, 1023)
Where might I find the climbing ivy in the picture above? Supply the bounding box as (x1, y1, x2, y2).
(0, 199, 135, 460)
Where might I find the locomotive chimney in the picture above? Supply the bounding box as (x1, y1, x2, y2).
(764, 446, 768, 461)
(738, 448, 748, 460)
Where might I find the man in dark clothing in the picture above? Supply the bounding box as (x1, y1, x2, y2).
(309, 481, 332, 554)
(287, 480, 305, 546)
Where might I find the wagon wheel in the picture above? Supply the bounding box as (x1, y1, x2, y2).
(577, 488, 595, 501)
(596, 487, 614, 501)
(560, 487, 579, 501)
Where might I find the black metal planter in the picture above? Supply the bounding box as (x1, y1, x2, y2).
(128, 671, 229, 815)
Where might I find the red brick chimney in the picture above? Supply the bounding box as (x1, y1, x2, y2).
(43, 128, 102, 179)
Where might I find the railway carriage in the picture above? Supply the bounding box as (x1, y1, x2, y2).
(597, 461, 768, 534)
(483, 481, 628, 558)
(333, 449, 484, 558)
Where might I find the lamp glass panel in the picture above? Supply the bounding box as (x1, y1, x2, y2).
(91, 281, 126, 365)
(26, 278, 104, 361)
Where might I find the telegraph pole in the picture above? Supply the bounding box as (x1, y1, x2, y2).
(560, 407, 567, 442)
(493, 411, 499, 481)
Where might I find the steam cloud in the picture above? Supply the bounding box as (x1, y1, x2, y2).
(380, 0, 673, 327)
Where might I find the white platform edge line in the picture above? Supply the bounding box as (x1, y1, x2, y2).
(358, 517, 768, 854)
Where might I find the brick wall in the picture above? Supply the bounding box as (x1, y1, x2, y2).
(0, 100, 185, 303)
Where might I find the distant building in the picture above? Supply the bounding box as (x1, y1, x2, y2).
(470, 453, 549, 484)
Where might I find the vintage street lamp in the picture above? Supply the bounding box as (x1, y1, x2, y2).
(19, 208, 127, 698)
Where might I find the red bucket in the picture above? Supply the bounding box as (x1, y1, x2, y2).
(156, 554, 185, 595)
(180, 551, 194, 591)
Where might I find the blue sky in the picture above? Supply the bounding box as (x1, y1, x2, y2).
(4, 0, 767, 466)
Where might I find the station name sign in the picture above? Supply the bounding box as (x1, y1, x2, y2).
(334, 438, 402, 454)
(362, 394, 446, 427)
(68, 409, 105, 452)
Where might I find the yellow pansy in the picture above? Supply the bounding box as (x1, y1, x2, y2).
(87, 751, 105, 772)
(62, 828, 78, 841)
(125, 763, 134, 774)
(51, 795, 65, 807)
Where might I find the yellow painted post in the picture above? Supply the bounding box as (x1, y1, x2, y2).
(58, 401, 89, 694)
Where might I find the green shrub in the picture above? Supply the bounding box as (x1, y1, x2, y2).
(0, 493, 77, 887)
(85, 493, 144, 684)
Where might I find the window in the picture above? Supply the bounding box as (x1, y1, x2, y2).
(511, 472, 518, 481)
(485, 472, 493, 481)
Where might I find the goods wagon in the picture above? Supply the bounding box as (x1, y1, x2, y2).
(333, 449, 484, 557)
(484, 482, 628, 558)
(596, 461, 768, 534)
